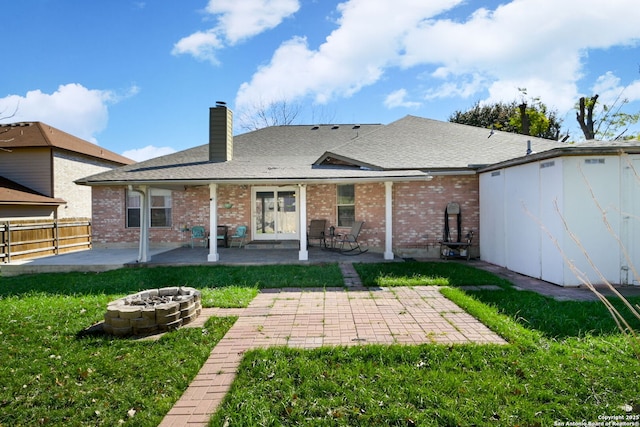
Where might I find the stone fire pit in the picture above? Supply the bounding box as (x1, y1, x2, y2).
(103, 287, 202, 336)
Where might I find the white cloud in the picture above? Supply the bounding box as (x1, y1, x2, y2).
(236, 0, 640, 120)
(122, 145, 177, 162)
(591, 72, 640, 106)
(205, 0, 300, 44)
(0, 83, 128, 144)
(384, 89, 421, 109)
(236, 0, 460, 110)
(172, 31, 223, 64)
(173, 0, 299, 63)
(424, 74, 487, 101)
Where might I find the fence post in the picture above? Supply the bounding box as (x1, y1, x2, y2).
(6, 221, 11, 263)
(1, 222, 5, 263)
(54, 220, 59, 255)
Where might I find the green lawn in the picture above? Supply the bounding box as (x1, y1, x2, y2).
(0, 264, 343, 426)
(210, 263, 640, 427)
(1, 262, 639, 426)
(354, 261, 513, 287)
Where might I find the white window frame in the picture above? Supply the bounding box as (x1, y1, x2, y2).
(126, 188, 172, 228)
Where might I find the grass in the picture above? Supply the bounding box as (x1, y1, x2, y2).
(354, 261, 513, 287)
(0, 297, 234, 427)
(0, 263, 343, 426)
(0, 264, 344, 298)
(3, 261, 640, 426)
(210, 262, 640, 427)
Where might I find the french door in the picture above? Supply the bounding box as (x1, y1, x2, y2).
(252, 187, 299, 240)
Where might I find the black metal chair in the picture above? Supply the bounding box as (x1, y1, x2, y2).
(334, 221, 368, 255)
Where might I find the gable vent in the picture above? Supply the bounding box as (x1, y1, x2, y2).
(540, 161, 555, 169)
(585, 158, 605, 164)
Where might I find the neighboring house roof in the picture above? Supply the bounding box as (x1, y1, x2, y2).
(0, 122, 133, 165)
(76, 115, 574, 186)
(0, 176, 66, 206)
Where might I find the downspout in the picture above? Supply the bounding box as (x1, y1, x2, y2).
(384, 181, 394, 260)
(208, 183, 219, 262)
(298, 184, 308, 261)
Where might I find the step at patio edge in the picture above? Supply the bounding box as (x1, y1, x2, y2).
(243, 240, 299, 250)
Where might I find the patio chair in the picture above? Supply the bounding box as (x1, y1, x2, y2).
(229, 225, 248, 248)
(334, 221, 368, 255)
(216, 225, 229, 248)
(190, 226, 207, 248)
(307, 219, 327, 248)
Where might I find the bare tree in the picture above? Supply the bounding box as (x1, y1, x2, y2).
(238, 99, 303, 131)
(576, 95, 598, 140)
(577, 89, 640, 141)
(0, 103, 19, 144)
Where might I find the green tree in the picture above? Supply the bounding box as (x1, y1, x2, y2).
(449, 95, 564, 140)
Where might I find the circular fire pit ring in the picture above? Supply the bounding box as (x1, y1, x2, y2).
(103, 287, 202, 336)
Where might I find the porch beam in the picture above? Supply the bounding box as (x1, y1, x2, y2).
(384, 181, 394, 260)
(208, 183, 219, 262)
(298, 184, 308, 261)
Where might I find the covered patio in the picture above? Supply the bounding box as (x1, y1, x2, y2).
(1, 245, 396, 276)
(146, 245, 392, 265)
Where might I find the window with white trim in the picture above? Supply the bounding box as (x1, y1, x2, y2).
(126, 189, 172, 228)
(337, 184, 355, 227)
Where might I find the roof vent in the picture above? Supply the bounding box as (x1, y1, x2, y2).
(331, 125, 339, 130)
(352, 125, 360, 129)
(311, 126, 319, 130)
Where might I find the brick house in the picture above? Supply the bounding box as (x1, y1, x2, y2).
(77, 103, 564, 263)
(0, 122, 133, 220)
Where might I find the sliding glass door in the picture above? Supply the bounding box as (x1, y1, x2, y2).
(252, 187, 298, 240)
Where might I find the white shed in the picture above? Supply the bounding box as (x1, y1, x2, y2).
(479, 142, 640, 287)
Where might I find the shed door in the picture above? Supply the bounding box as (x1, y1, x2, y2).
(624, 158, 640, 285)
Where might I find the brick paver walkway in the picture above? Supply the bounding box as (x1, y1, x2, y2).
(159, 270, 506, 426)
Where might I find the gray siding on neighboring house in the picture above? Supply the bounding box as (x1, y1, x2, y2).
(0, 147, 52, 196)
(0, 205, 56, 219)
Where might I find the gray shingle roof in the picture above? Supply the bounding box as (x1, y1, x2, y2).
(318, 115, 566, 170)
(77, 115, 594, 186)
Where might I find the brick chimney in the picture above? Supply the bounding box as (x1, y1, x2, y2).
(209, 101, 233, 162)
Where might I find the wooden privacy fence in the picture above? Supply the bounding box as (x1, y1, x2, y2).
(0, 218, 91, 263)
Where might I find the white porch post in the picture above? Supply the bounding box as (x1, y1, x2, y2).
(298, 184, 308, 261)
(384, 181, 394, 260)
(208, 183, 219, 262)
(137, 185, 150, 263)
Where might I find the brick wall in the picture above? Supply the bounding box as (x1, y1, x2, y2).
(54, 150, 118, 219)
(91, 178, 479, 254)
(393, 176, 479, 249)
(91, 185, 252, 247)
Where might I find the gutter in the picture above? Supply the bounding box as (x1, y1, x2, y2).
(76, 173, 438, 188)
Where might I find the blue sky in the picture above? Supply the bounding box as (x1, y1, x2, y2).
(2, 0, 640, 161)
